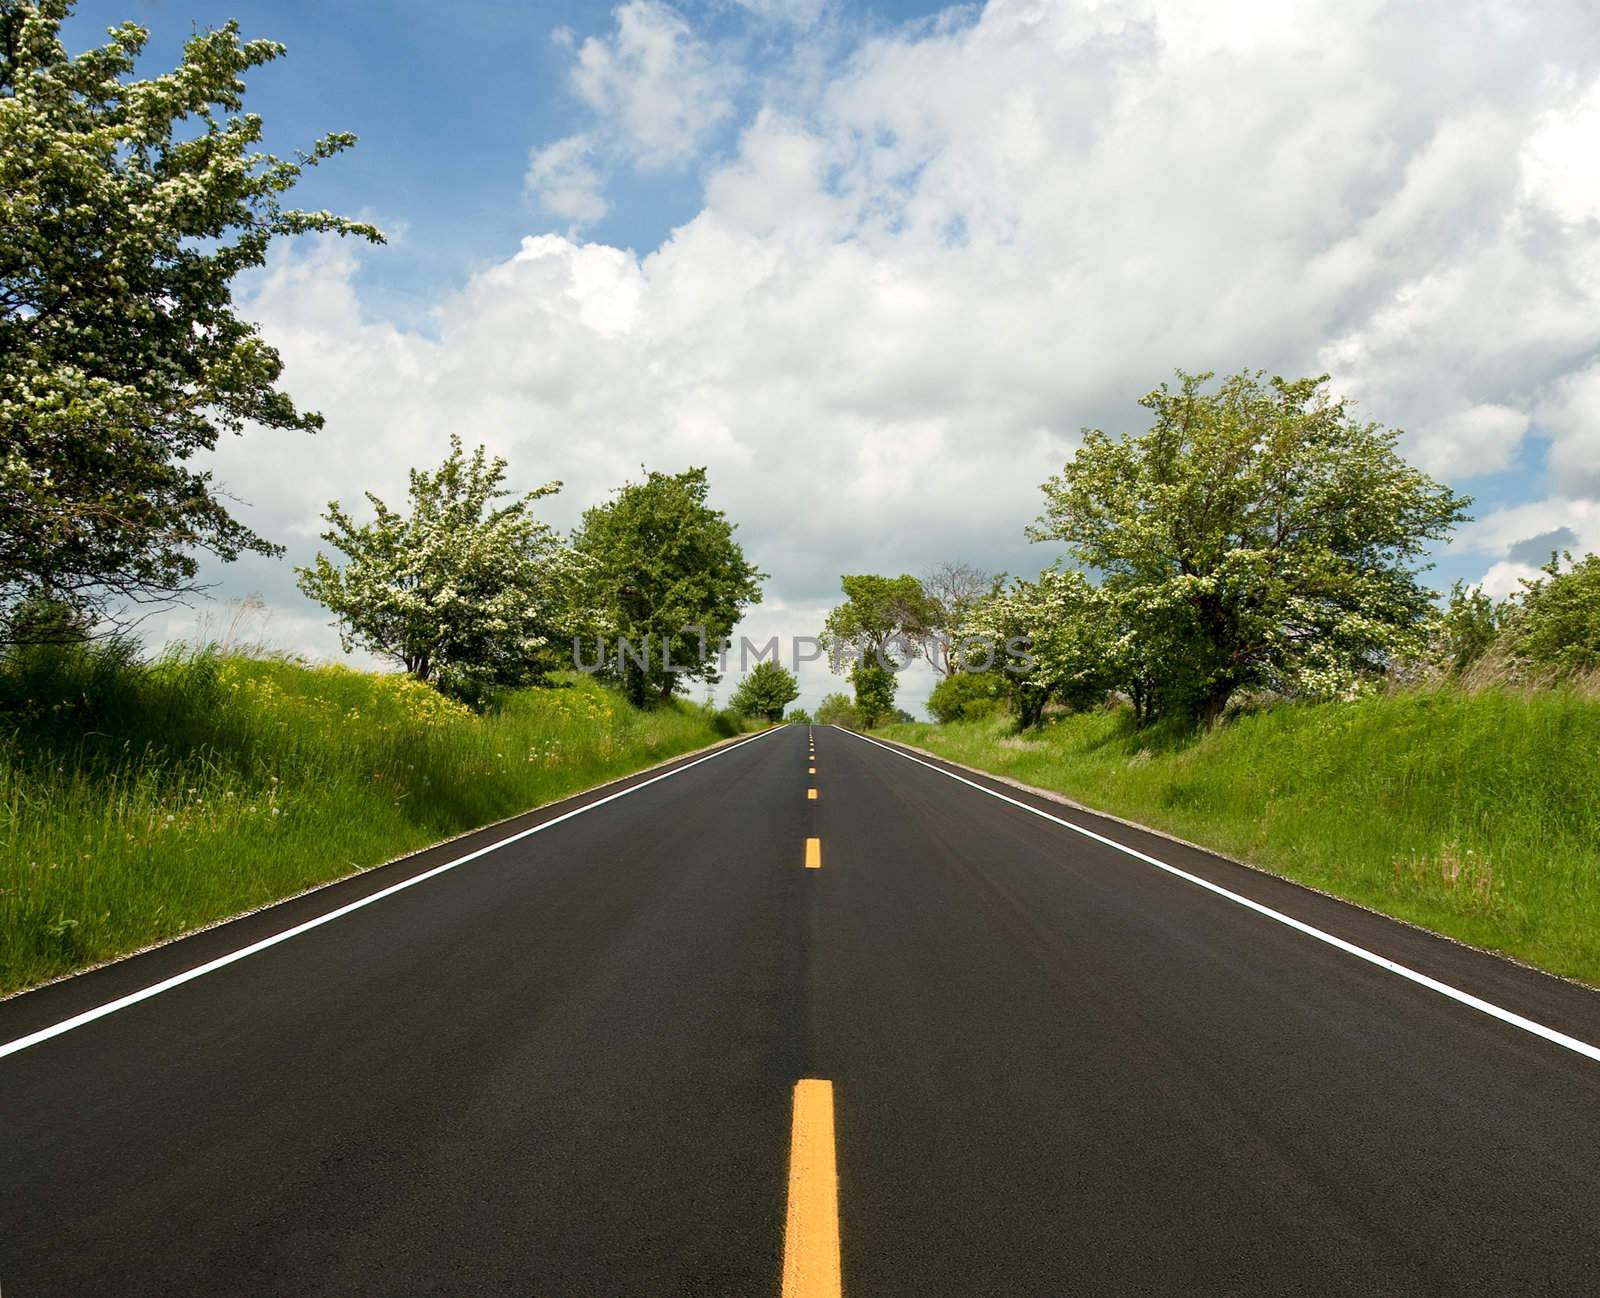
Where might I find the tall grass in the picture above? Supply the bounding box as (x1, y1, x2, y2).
(886, 685, 1600, 985)
(0, 643, 735, 994)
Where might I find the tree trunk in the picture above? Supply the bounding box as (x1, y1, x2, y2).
(1195, 682, 1233, 728)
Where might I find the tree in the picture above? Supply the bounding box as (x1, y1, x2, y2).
(920, 561, 1002, 675)
(0, 2, 382, 642)
(815, 692, 861, 729)
(1031, 370, 1470, 725)
(784, 707, 812, 724)
(573, 467, 764, 707)
(1501, 551, 1600, 677)
(1432, 580, 1501, 676)
(296, 437, 583, 699)
(966, 568, 1115, 727)
(850, 663, 898, 728)
(729, 659, 799, 722)
(925, 668, 1006, 724)
(822, 573, 935, 725)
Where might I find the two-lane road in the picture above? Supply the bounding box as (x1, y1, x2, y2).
(4, 724, 1599, 1295)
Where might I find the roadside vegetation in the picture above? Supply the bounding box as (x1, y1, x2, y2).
(0, 641, 742, 995)
(1, 3, 773, 994)
(856, 371, 1600, 984)
(887, 682, 1600, 984)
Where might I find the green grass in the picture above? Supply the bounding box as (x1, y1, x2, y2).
(0, 642, 740, 995)
(885, 687, 1600, 985)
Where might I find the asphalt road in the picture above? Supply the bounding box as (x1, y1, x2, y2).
(5, 723, 1600, 1296)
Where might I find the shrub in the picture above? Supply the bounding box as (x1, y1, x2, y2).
(927, 670, 1008, 723)
(816, 692, 862, 729)
(1503, 552, 1600, 677)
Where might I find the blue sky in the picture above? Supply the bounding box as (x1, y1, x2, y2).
(66, 0, 948, 316)
(59, 0, 1600, 712)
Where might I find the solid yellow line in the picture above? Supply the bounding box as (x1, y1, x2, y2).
(782, 1079, 842, 1298)
(805, 837, 821, 869)
(807, 788, 818, 800)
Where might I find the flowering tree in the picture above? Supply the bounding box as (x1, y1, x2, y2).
(965, 568, 1115, 727)
(297, 438, 588, 698)
(1031, 371, 1469, 725)
(1, 1, 382, 641)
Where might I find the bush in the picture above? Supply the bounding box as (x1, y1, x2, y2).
(1503, 552, 1600, 677)
(785, 708, 813, 724)
(707, 706, 747, 737)
(927, 670, 1008, 723)
(1433, 581, 1501, 676)
(816, 691, 862, 729)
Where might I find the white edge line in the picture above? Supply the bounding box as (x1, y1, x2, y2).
(836, 726, 1600, 1065)
(0, 725, 784, 1061)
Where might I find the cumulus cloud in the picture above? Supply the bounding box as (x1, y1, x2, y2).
(526, 134, 610, 225)
(1540, 360, 1600, 495)
(199, 0, 1600, 712)
(570, 0, 739, 169)
(525, 2, 743, 227)
(1411, 402, 1531, 478)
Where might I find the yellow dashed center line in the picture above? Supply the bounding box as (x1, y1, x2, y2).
(782, 1079, 842, 1298)
(807, 788, 818, 800)
(805, 837, 821, 869)
(809, 766, 816, 774)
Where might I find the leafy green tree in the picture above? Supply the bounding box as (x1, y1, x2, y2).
(784, 707, 812, 724)
(729, 659, 800, 722)
(925, 669, 1007, 724)
(850, 662, 898, 728)
(822, 573, 934, 723)
(967, 568, 1115, 727)
(1433, 580, 1502, 676)
(0, 2, 382, 640)
(297, 438, 583, 699)
(1032, 371, 1469, 725)
(815, 691, 862, 729)
(2, 590, 95, 648)
(1502, 551, 1600, 677)
(573, 467, 763, 707)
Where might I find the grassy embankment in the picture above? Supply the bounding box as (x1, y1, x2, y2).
(885, 686, 1600, 985)
(1, 644, 742, 995)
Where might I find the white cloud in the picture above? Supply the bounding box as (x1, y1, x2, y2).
(526, 134, 610, 225)
(729, 0, 830, 27)
(1461, 497, 1600, 559)
(569, 1, 739, 169)
(1540, 359, 1600, 494)
(205, 0, 1600, 716)
(1413, 402, 1530, 477)
(1522, 77, 1600, 224)
(1477, 560, 1543, 600)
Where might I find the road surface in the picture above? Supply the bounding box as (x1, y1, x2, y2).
(4, 724, 1600, 1295)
